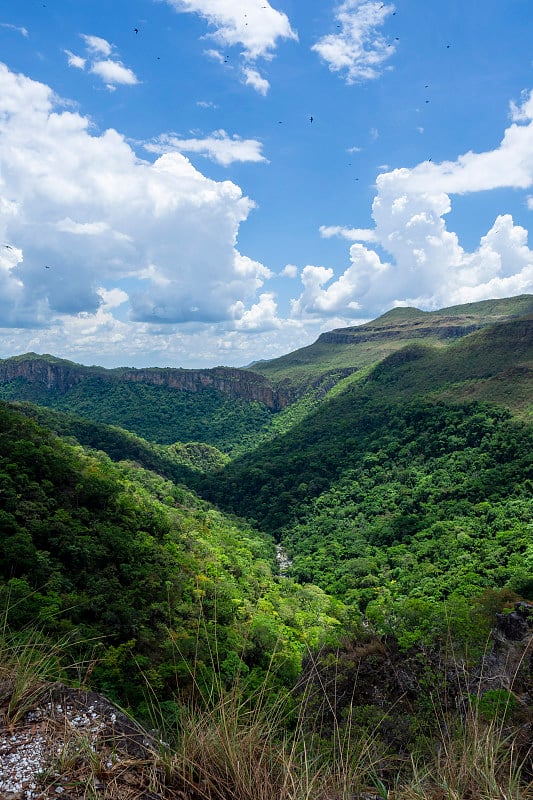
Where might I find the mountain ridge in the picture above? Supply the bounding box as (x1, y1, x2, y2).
(0, 295, 531, 451)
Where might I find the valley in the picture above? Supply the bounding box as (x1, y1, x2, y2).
(1, 294, 532, 799)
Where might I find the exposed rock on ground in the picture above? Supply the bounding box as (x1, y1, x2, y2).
(0, 685, 165, 799)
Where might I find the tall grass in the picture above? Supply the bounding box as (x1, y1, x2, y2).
(1, 606, 530, 800)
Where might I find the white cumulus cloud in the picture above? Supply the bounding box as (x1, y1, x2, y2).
(90, 59, 139, 87)
(81, 34, 113, 56)
(312, 0, 396, 84)
(0, 62, 271, 332)
(64, 50, 86, 70)
(280, 264, 298, 278)
(233, 292, 281, 331)
(242, 67, 270, 95)
(161, 0, 297, 91)
(294, 89, 533, 318)
(66, 35, 139, 89)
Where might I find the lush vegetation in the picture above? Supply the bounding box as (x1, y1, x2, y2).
(0, 401, 344, 714)
(0, 375, 274, 455)
(11, 401, 229, 482)
(203, 395, 532, 641)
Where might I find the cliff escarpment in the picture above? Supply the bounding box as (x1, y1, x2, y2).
(318, 297, 533, 346)
(0, 355, 289, 410)
(318, 318, 483, 345)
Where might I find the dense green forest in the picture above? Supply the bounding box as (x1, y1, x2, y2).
(0, 402, 344, 712)
(0, 376, 274, 455)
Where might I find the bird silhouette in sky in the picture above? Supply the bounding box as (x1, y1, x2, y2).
(133, 27, 139, 34)
(310, 116, 314, 123)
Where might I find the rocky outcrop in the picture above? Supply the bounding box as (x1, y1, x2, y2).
(0, 356, 290, 410)
(116, 366, 289, 408)
(0, 356, 87, 392)
(470, 601, 533, 698)
(0, 684, 165, 799)
(320, 319, 488, 346)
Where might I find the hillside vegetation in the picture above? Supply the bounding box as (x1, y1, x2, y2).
(1, 295, 531, 455)
(0, 368, 274, 455)
(0, 401, 343, 713)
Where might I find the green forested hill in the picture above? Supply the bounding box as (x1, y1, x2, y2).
(10, 401, 229, 483)
(0, 371, 274, 455)
(248, 294, 533, 390)
(1, 296, 531, 458)
(1, 300, 532, 681)
(200, 315, 533, 644)
(203, 316, 532, 527)
(0, 401, 343, 711)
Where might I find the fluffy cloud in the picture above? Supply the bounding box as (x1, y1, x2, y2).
(145, 129, 267, 166)
(291, 256, 382, 318)
(66, 35, 138, 89)
(233, 292, 281, 331)
(162, 0, 297, 91)
(64, 50, 86, 70)
(242, 67, 270, 95)
(280, 264, 298, 278)
(312, 1, 396, 84)
(81, 34, 113, 56)
(292, 90, 533, 317)
(0, 63, 271, 332)
(90, 59, 138, 87)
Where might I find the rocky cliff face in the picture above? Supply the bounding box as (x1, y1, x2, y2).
(0, 356, 86, 392)
(0, 356, 289, 410)
(470, 601, 533, 698)
(319, 319, 490, 346)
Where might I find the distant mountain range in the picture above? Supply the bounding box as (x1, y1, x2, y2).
(1, 295, 531, 452)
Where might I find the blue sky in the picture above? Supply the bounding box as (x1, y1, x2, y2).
(0, 0, 532, 368)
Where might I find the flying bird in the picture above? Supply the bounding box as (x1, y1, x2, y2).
(310, 116, 313, 123)
(133, 27, 139, 34)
